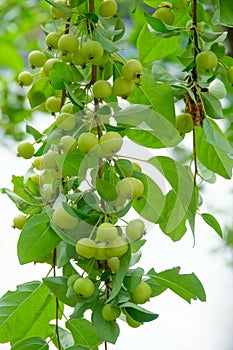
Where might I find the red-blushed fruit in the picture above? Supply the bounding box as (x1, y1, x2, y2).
(96, 223, 118, 242)
(45, 32, 60, 50)
(102, 304, 121, 321)
(113, 77, 135, 98)
(17, 142, 35, 159)
(58, 34, 78, 54)
(75, 238, 97, 258)
(227, 66, 233, 84)
(28, 50, 47, 68)
(52, 206, 78, 230)
(98, 131, 123, 157)
(196, 51, 218, 70)
(175, 113, 193, 133)
(99, 0, 118, 18)
(153, 7, 175, 25)
(13, 215, 27, 230)
(45, 96, 61, 113)
(122, 59, 143, 80)
(18, 71, 33, 86)
(80, 41, 104, 64)
(77, 132, 98, 153)
(126, 219, 145, 241)
(131, 281, 152, 304)
(56, 113, 76, 131)
(93, 80, 112, 99)
(73, 277, 95, 298)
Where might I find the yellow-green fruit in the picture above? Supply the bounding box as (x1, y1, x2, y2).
(80, 41, 104, 64)
(45, 96, 61, 113)
(75, 238, 97, 258)
(99, 0, 118, 18)
(126, 177, 144, 199)
(45, 32, 60, 49)
(18, 71, 33, 86)
(43, 58, 61, 76)
(77, 132, 98, 153)
(42, 151, 59, 169)
(93, 80, 112, 99)
(67, 274, 79, 287)
(117, 178, 134, 200)
(107, 236, 128, 258)
(13, 215, 27, 230)
(17, 142, 34, 159)
(131, 281, 152, 304)
(33, 157, 44, 170)
(56, 113, 76, 131)
(73, 277, 95, 298)
(95, 242, 109, 260)
(52, 206, 78, 230)
(61, 103, 74, 114)
(98, 131, 123, 157)
(153, 7, 175, 25)
(122, 59, 143, 80)
(50, 0, 71, 19)
(28, 50, 47, 68)
(72, 49, 87, 66)
(158, 1, 173, 8)
(227, 66, 233, 84)
(126, 219, 145, 241)
(126, 314, 141, 328)
(60, 135, 76, 153)
(107, 257, 120, 272)
(196, 51, 218, 70)
(58, 34, 78, 54)
(132, 162, 141, 172)
(102, 304, 121, 321)
(113, 77, 135, 98)
(175, 113, 193, 133)
(96, 223, 118, 242)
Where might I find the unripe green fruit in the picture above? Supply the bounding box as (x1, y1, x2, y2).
(174, 0, 187, 9)
(98, 131, 123, 157)
(67, 274, 79, 287)
(18, 71, 33, 86)
(107, 236, 128, 258)
(158, 1, 173, 8)
(186, 20, 202, 32)
(58, 34, 78, 54)
(45, 96, 61, 113)
(17, 142, 34, 159)
(60, 135, 76, 153)
(227, 66, 233, 84)
(99, 0, 118, 18)
(153, 7, 175, 25)
(28, 50, 47, 68)
(122, 59, 143, 80)
(126, 219, 145, 241)
(95, 51, 110, 66)
(45, 32, 60, 50)
(43, 58, 61, 76)
(131, 281, 152, 304)
(93, 80, 112, 99)
(107, 257, 120, 272)
(52, 206, 78, 230)
(73, 277, 95, 298)
(175, 113, 193, 134)
(61, 103, 74, 114)
(50, 0, 71, 19)
(32, 157, 44, 170)
(113, 77, 135, 98)
(77, 132, 98, 153)
(42, 151, 59, 169)
(13, 215, 27, 230)
(126, 314, 141, 328)
(96, 223, 118, 242)
(60, 52, 72, 62)
(42, 184, 54, 202)
(126, 177, 144, 199)
(132, 162, 141, 172)
(95, 242, 109, 260)
(102, 304, 121, 321)
(56, 113, 76, 131)
(117, 178, 134, 200)
(196, 51, 218, 70)
(80, 41, 104, 64)
(72, 49, 87, 66)
(76, 238, 97, 258)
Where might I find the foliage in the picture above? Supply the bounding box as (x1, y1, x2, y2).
(1, 0, 233, 348)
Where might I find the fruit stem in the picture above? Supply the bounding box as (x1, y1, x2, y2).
(53, 249, 62, 350)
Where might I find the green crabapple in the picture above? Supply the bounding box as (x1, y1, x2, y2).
(56, 113, 76, 131)
(45, 96, 61, 113)
(96, 223, 118, 242)
(98, 131, 123, 157)
(152, 7, 175, 25)
(50, 0, 71, 19)
(113, 77, 135, 98)
(126, 177, 144, 199)
(43, 58, 61, 76)
(80, 41, 104, 64)
(99, 0, 118, 18)
(28, 50, 47, 68)
(60, 135, 76, 153)
(13, 215, 27, 230)
(75, 238, 97, 258)
(131, 281, 152, 304)
(52, 206, 78, 230)
(93, 80, 112, 99)
(126, 219, 145, 241)
(175, 113, 193, 134)
(122, 59, 143, 80)
(77, 132, 98, 153)
(73, 277, 95, 298)
(18, 71, 33, 87)
(102, 304, 121, 321)
(196, 51, 218, 70)
(17, 142, 35, 159)
(58, 34, 78, 54)
(45, 32, 60, 50)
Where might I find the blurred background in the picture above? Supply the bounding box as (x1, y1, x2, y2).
(0, 0, 233, 349)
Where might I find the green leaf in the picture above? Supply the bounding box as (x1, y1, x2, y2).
(146, 278, 167, 297)
(50, 325, 74, 349)
(137, 24, 179, 63)
(108, 248, 131, 302)
(201, 213, 223, 237)
(203, 118, 233, 154)
(0, 188, 41, 215)
(195, 127, 233, 179)
(152, 62, 180, 83)
(92, 302, 120, 344)
(123, 268, 144, 292)
(95, 177, 118, 202)
(144, 11, 179, 33)
(132, 172, 165, 224)
(66, 318, 101, 348)
(29, 78, 54, 108)
(148, 267, 206, 303)
(0, 282, 55, 343)
(93, 27, 121, 52)
(212, 0, 233, 27)
(113, 18, 125, 42)
(64, 83, 84, 107)
(122, 302, 159, 322)
(17, 212, 60, 264)
(201, 92, 223, 119)
(11, 337, 48, 350)
(12, 175, 41, 206)
(43, 276, 77, 307)
(26, 125, 43, 142)
(113, 104, 151, 126)
(56, 150, 84, 176)
(45, 0, 73, 13)
(50, 62, 73, 90)
(114, 159, 133, 178)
